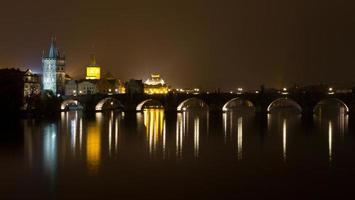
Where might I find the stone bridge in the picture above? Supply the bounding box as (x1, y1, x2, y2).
(60, 91, 355, 115)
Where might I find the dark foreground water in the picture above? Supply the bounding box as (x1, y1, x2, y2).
(1, 107, 355, 199)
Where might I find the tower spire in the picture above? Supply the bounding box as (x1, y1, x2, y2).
(90, 54, 97, 66)
(48, 36, 57, 58)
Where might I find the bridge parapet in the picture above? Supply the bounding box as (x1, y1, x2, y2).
(60, 92, 355, 114)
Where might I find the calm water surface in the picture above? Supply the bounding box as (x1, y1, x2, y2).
(1, 106, 355, 199)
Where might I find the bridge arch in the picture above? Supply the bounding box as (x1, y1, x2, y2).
(222, 98, 255, 112)
(136, 99, 164, 111)
(313, 98, 349, 114)
(61, 99, 82, 111)
(267, 98, 302, 113)
(177, 97, 208, 111)
(95, 97, 123, 112)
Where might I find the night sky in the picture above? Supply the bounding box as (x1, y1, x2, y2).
(1, 0, 355, 90)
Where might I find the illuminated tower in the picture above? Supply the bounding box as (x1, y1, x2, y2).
(42, 37, 66, 94)
(42, 37, 58, 94)
(86, 55, 101, 80)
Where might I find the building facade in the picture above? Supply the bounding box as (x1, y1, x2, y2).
(64, 80, 78, 96)
(23, 69, 41, 98)
(97, 75, 126, 95)
(78, 80, 98, 95)
(65, 80, 98, 96)
(86, 55, 101, 80)
(42, 37, 66, 94)
(126, 79, 144, 94)
(144, 73, 169, 95)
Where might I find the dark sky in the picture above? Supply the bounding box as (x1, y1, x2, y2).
(1, 0, 355, 90)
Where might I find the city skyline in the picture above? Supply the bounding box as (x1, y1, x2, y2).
(1, 0, 355, 90)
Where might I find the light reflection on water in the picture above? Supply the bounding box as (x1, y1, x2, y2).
(17, 103, 355, 198)
(313, 109, 349, 164)
(23, 106, 351, 167)
(142, 109, 166, 158)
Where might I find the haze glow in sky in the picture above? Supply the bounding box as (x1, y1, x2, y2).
(1, 0, 355, 89)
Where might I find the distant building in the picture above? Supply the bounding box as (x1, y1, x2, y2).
(86, 55, 101, 80)
(78, 80, 98, 95)
(23, 69, 41, 98)
(97, 73, 125, 94)
(65, 80, 78, 96)
(42, 37, 66, 94)
(126, 79, 144, 94)
(0, 68, 41, 112)
(144, 73, 169, 95)
(65, 80, 98, 96)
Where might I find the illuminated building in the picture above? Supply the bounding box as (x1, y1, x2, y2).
(78, 80, 98, 95)
(65, 80, 98, 95)
(42, 37, 66, 94)
(144, 73, 169, 95)
(86, 55, 101, 80)
(23, 69, 41, 98)
(23, 69, 41, 110)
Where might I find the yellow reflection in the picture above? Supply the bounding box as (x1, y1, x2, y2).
(79, 118, 83, 153)
(237, 117, 243, 160)
(87, 114, 101, 173)
(176, 113, 183, 158)
(143, 109, 165, 157)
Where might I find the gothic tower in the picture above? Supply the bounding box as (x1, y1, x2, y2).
(42, 37, 66, 94)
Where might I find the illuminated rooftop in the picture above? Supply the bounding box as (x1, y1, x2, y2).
(144, 73, 166, 86)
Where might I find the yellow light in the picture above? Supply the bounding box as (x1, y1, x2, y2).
(86, 66, 101, 80)
(144, 86, 169, 95)
(86, 125, 101, 173)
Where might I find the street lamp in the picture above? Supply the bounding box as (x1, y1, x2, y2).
(282, 87, 288, 95)
(328, 87, 334, 95)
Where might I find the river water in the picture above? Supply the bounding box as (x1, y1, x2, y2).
(1, 106, 355, 199)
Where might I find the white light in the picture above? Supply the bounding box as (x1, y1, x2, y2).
(282, 88, 288, 95)
(328, 87, 334, 95)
